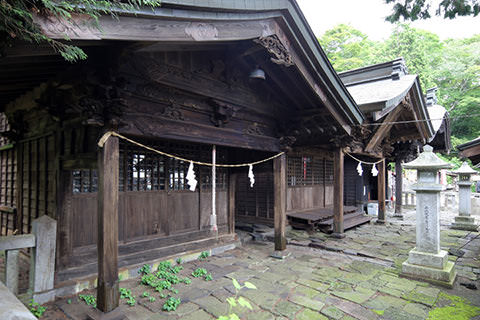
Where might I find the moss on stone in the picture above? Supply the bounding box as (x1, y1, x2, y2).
(373, 309, 385, 315)
(427, 292, 480, 320)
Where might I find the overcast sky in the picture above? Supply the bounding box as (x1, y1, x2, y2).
(296, 0, 480, 40)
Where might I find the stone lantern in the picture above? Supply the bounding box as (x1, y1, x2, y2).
(451, 162, 478, 231)
(401, 145, 456, 287)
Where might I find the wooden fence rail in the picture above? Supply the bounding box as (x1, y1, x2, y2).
(0, 215, 56, 304)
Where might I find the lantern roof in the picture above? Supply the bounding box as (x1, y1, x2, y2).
(403, 145, 453, 170)
(453, 162, 477, 175)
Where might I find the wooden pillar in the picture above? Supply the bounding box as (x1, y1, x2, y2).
(333, 148, 344, 237)
(394, 158, 403, 217)
(273, 154, 286, 252)
(96, 134, 120, 313)
(377, 159, 386, 224)
(228, 171, 237, 235)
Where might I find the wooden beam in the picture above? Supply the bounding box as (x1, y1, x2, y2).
(273, 154, 286, 251)
(394, 158, 403, 216)
(228, 171, 237, 235)
(365, 105, 405, 153)
(333, 148, 344, 236)
(377, 159, 386, 224)
(96, 134, 120, 313)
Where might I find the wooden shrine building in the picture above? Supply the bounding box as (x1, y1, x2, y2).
(0, 0, 367, 311)
(458, 137, 480, 167)
(338, 58, 436, 220)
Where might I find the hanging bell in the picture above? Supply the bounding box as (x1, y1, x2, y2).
(249, 66, 266, 80)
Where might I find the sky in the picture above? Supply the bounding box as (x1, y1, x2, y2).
(296, 0, 480, 40)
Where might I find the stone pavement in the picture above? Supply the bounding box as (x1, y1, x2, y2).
(45, 209, 480, 319)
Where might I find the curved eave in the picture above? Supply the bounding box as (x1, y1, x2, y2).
(38, 0, 364, 130)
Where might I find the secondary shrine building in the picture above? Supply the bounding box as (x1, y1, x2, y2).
(0, 0, 443, 300)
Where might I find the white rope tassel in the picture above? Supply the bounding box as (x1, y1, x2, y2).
(186, 161, 197, 192)
(356, 162, 363, 176)
(371, 163, 378, 177)
(248, 164, 255, 188)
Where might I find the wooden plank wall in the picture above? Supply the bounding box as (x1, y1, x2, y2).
(17, 134, 56, 234)
(64, 138, 230, 262)
(0, 147, 16, 235)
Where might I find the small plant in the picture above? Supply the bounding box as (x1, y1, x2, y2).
(198, 251, 210, 261)
(29, 300, 47, 318)
(217, 279, 257, 320)
(141, 291, 150, 298)
(170, 265, 183, 274)
(192, 268, 208, 278)
(182, 277, 192, 285)
(176, 257, 182, 265)
(149, 296, 156, 303)
(67, 299, 72, 304)
(126, 298, 136, 306)
(159, 293, 167, 299)
(163, 297, 181, 311)
(120, 288, 136, 306)
(157, 261, 172, 272)
(79, 294, 97, 308)
(139, 264, 152, 275)
(205, 273, 213, 281)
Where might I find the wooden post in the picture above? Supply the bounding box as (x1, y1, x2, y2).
(332, 148, 345, 237)
(394, 158, 403, 218)
(377, 159, 386, 224)
(96, 134, 120, 313)
(273, 154, 286, 252)
(228, 171, 237, 235)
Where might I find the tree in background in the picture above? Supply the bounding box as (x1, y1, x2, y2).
(318, 23, 480, 148)
(379, 24, 443, 90)
(385, 0, 479, 22)
(318, 24, 380, 72)
(0, 0, 161, 62)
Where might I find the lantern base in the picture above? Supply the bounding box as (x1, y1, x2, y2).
(451, 216, 479, 231)
(401, 260, 456, 288)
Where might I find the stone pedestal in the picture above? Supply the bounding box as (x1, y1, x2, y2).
(401, 146, 456, 288)
(451, 162, 478, 231)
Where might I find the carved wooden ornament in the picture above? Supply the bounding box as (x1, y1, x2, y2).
(254, 35, 294, 67)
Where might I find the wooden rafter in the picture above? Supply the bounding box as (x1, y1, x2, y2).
(365, 104, 405, 153)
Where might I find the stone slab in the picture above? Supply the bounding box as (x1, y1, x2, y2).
(451, 217, 479, 231)
(407, 248, 448, 269)
(0, 280, 36, 320)
(401, 260, 456, 288)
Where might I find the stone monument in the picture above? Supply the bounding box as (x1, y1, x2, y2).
(451, 162, 478, 231)
(401, 145, 456, 287)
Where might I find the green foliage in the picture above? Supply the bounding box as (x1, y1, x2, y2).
(139, 264, 152, 275)
(217, 279, 257, 320)
(0, 0, 162, 62)
(182, 277, 192, 284)
(141, 291, 150, 298)
(176, 257, 182, 265)
(163, 297, 181, 311)
(198, 251, 210, 261)
(205, 273, 213, 281)
(67, 299, 72, 304)
(79, 294, 97, 308)
(318, 24, 380, 72)
(385, 0, 480, 22)
(120, 288, 136, 306)
(192, 268, 208, 278)
(149, 296, 156, 302)
(29, 300, 47, 318)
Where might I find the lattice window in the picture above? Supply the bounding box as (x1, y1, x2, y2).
(72, 169, 98, 193)
(325, 160, 334, 184)
(73, 139, 227, 193)
(288, 156, 326, 187)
